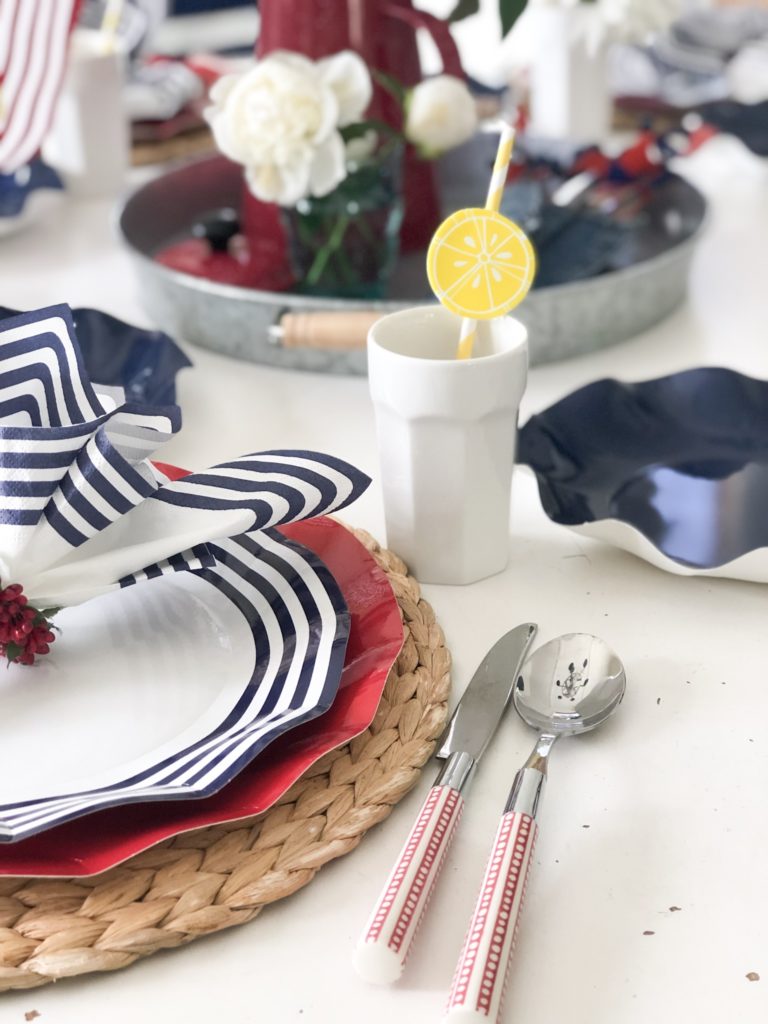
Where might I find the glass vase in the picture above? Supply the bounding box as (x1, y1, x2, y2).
(283, 143, 404, 300)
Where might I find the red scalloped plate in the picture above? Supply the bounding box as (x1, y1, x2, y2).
(0, 514, 402, 876)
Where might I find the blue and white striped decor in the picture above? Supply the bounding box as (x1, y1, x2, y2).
(152, 451, 369, 526)
(0, 305, 106, 427)
(117, 542, 216, 588)
(0, 526, 350, 842)
(0, 304, 370, 610)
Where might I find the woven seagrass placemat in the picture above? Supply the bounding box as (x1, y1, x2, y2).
(0, 525, 451, 992)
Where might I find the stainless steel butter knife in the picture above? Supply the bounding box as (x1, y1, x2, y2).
(353, 622, 538, 985)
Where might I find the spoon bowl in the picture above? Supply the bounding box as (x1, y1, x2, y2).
(515, 632, 626, 737)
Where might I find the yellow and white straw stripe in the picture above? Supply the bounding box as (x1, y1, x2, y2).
(100, 0, 124, 53)
(456, 124, 516, 361)
(485, 124, 516, 214)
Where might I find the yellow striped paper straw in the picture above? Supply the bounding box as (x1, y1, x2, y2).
(456, 123, 516, 361)
(100, 0, 124, 54)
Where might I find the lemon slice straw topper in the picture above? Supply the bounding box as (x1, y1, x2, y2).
(427, 124, 536, 360)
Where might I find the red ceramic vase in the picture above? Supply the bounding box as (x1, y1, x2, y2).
(244, 0, 465, 260)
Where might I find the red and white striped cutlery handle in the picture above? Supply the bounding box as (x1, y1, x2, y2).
(444, 811, 538, 1023)
(354, 784, 464, 984)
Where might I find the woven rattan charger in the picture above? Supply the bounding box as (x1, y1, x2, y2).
(0, 525, 451, 992)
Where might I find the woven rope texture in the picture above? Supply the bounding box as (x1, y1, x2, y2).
(0, 526, 451, 991)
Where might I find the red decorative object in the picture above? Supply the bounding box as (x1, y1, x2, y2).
(257, 0, 352, 58)
(0, 584, 56, 666)
(255, 0, 465, 251)
(154, 234, 294, 291)
(0, 0, 83, 173)
(372, 1, 464, 249)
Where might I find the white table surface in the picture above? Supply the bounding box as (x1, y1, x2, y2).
(0, 135, 767, 1024)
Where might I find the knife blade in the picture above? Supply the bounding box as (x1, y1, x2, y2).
(354, 622, 538, 985)
(436, 621, 538, 766)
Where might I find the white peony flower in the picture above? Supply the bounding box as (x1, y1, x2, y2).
(404, 75, 478, 155)
(318, 50, 372, 127)
(204, 50, 372, 207)
(344, 128, 378, 166)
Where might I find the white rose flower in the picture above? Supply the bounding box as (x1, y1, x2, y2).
(344, 128, 378, 166)
(205, 51, 367, 207)
(318, 50, 372, 127)
(404, 75, 478, 155)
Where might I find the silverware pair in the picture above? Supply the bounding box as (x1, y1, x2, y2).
(353, 624, 626, 1023)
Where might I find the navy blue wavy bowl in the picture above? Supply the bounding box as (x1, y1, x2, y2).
(0, 305, 191, 407)
(518, 367, 768, 570)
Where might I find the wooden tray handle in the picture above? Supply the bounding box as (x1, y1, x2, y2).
(274, 311, 384, 350)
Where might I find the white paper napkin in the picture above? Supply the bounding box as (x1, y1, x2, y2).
(0, 304, 370, 609)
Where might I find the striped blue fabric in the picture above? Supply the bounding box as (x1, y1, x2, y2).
(0, 527, 350, 842)
(0, 305, 104, 427)
(0, 306, 182, 568)
(117, 544, 216, 587)
(0, 303, 371, 839)
(152, 451, 370, 527)
(0, 305, 370, 610)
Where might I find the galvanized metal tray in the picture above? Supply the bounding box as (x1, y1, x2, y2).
(119, 153, 707, 374)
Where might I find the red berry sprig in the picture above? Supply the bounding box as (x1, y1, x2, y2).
(0, 584, 57, 666)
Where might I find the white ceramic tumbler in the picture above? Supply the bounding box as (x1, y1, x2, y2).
(368, 306, 528, 585)
(43, 28, 129, 198)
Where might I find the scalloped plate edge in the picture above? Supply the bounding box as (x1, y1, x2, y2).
(567, 518, 768, 584)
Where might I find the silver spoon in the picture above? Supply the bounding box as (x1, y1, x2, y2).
(443, 634, 626, 1024)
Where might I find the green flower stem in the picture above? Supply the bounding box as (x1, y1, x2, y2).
(334, 234, 358, 286)
(305, 213, 351, 287)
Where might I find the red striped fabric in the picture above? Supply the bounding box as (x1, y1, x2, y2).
(0, 0, 82, 173)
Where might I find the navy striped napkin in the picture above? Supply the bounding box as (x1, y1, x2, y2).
(0, 304, 370, 609)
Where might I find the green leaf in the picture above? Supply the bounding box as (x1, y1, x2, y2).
(371, 68, 406, 107)
(340, 122, 372, 144)
(37, 606, 61, 621)
(448, 0, 528, 36)
(499, 0, 528, 36)
(5, 642, 22, 664)
(339, 119, 398, 144)
(448, 0, 480, 22)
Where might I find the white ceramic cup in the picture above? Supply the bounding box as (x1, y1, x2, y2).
(43, 28, 129, 198)
(368, 305, 528, 585)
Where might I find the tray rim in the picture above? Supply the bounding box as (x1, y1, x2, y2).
(119, 154, 709, 311)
